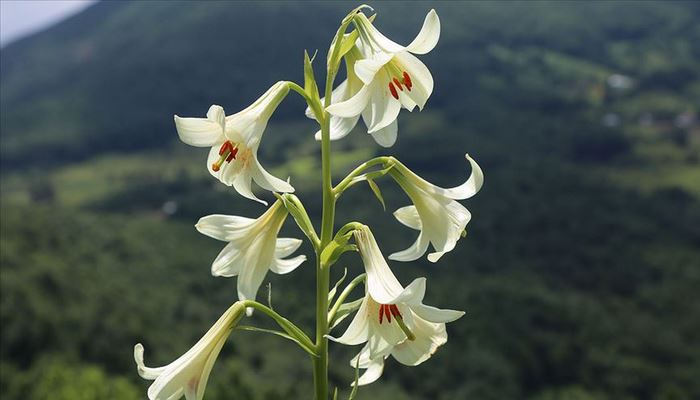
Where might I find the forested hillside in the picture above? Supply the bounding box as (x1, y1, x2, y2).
(1, 2, 699, 399)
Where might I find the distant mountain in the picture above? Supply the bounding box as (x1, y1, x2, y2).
(2, 1, 698, 169)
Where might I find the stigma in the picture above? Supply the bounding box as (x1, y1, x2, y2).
(211, 140, 239, 172)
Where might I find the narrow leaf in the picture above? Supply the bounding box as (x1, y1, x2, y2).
(328, 268, 349, 303)
(236, 325, 317, 357)
(367, 178, 386, 211)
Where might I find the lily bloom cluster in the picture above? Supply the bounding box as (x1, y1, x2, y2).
(134, 6, 483, 399)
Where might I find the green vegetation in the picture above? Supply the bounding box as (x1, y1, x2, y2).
(1, 1, 699, 399)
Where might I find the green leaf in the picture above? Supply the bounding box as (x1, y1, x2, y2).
(303, 50, 321, 107)
(328, 268, 349, 303)
(367, 178, 386, 211)
(236, 325, 317, 357)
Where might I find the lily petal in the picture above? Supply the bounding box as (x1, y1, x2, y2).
(355, 228, 405, 304)
(405, 10, 441, 55)
(326, 84, 371, 118)
(391, 316, 446, 366)
(354, 52, 393, 85)
(369, 119, 398, 147)
(394, 52, 433, 110)
(330, 297, 371, 345)
(365, 83, 401, 134)
(274, 238, 303, 258)
(270, 255, 306, 275)
(250, 156, 294, 194)
(412, 304, 465, 324)
(174, 107, 226, 147)
(211, 241, 244, 277)
(393, 205, 422, 230)
(196, 215, 255, 242)
(314, 114, 360, 142)
(388, 232, 429, 262)
(350, 345, 386, 386)
(230, 167, 267, 206)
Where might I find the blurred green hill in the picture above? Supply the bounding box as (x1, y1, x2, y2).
(1, 1, 699, 399)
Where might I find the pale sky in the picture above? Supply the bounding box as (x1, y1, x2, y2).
(0, 0, 95, 47)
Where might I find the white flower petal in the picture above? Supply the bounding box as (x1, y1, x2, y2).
(250, 156, 294, 194)
(174, 111, 225, 147)
(355, 12, 406, 54)
(405, 9, 441, 55)
(211, 241, 243, 277)
(366, 83, 401, 134)
(212, 246, 245, 279)
(314, 114, 361, 141)
(391, 316, 446, 366)
(393, 206, 422, 230)
(270, 254, 306, 275)
(388, 232, 429, 262)
(274, 238, 302, 258)
(329, 297, 370, 345)
(326, 84, 371, 118)
(390, 277, 427, 305)
(394, 52, 433, 110)
(354, 52, 393, 85)
(230, 167, 267, 206)
(355, 228, 405, 304)
(134, 344, 167, 380)
(369, 119, 398, 147)
(438, 154, 485, 200)
(195, 215, 255, 241)
(412, 304, 465, 324)
(350, 345, 386, 386)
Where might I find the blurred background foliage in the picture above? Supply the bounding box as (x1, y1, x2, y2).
(1, 1, 699, 399)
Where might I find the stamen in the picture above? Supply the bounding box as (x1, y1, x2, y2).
(389, 304, 402, 319)
(379, 304, 385, 324)
(402, 71, 412, 91)
(393, 78, 404, 91)
(388, 82, 399, 99)
(385, 304, 392, 323)
(212, 140, 238, 172)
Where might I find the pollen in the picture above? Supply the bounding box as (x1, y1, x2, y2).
(402, 71, 413, 91)
(388, 82, 399, 100)
(212, 140, 238, 172)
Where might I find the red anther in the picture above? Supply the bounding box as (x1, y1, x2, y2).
(226, 146, 238, 162)
(211, 163, 221, 172)
(218, 141, 233, 156)
(379, 304, 385, 324)
(385, 305, 392, 323)
(393, 78, 404, 91)
(389, 304, 402, 319)
(388, 82, 399, 99)
(402, 71, 412, 91)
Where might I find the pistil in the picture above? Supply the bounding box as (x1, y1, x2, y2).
(211, 140, 239, 172)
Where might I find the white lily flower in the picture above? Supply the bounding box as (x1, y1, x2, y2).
(134, 303, 245, 400)
(389, 154, 484, 263)
(174, 81, 294, 205)
(325, 10, 440, 147)
(196, 200, 306, 312)
(330, 227, 463, 385)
